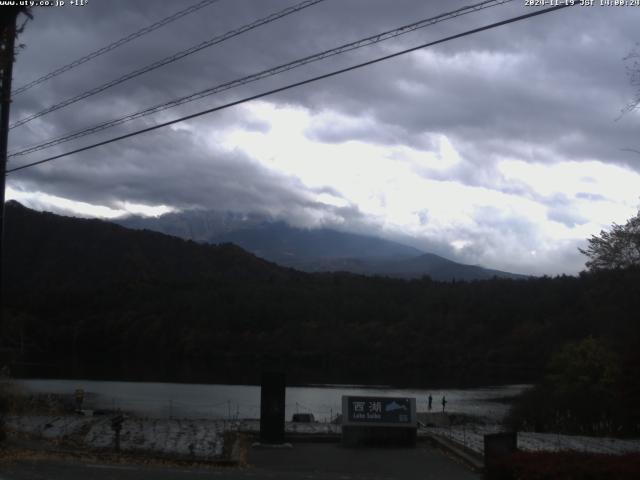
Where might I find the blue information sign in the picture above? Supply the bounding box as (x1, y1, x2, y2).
(346, 396, 412, 424)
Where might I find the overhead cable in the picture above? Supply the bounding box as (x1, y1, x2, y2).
(6, 3, 577, 175)
(9, 0, 327, 129)
(12, 0, 225, 96)
(9, 0, 512, 157)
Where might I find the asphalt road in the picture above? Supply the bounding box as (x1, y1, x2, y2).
(1, 443, 479, 480)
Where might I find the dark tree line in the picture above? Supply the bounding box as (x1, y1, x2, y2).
(1, 201, 639, 395)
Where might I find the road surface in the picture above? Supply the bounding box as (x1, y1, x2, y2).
(1, 443, 479, 479)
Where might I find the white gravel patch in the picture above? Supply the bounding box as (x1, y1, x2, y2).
(424, 425, 640, 456)
(6, 414, 340, 459)
(6, 415, 226, 459)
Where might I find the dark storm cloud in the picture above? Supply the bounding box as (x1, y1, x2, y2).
(12, 0, 633, 169)
(12, 1, 638, 162)
(10, 121, 362, 227)
(273, 3, 640, 172)
(6, 0, 640, 275)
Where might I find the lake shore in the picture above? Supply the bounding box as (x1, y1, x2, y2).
(11, 378, 529, 423)
(7, 379, 639, 466)
(6, 412, 640, 463)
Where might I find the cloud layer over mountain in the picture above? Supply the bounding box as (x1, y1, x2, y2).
(6, 0, 640, 275)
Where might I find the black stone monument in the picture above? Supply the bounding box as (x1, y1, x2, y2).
(259, 371, 286, 444)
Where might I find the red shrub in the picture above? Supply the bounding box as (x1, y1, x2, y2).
(487, 451, 640, 480)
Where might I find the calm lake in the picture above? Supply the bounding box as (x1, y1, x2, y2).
(16, 379, 528, 423)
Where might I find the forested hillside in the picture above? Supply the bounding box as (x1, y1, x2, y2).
(2, 202, 639, 390)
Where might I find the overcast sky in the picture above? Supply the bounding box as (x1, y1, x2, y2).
(5, 0, 640, 276)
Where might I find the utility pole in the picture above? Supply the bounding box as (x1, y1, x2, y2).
(0, 7, 26, 344)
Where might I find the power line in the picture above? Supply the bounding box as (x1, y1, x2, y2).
(12, 0, 224, 96)
(9, 0, 327, 129)
(9, 0, 512, 158)
(6, 4, 576, 175)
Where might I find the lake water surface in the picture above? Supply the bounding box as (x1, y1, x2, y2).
(17, 379, 528, 423)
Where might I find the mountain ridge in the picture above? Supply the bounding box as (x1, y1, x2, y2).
(117, 209, 526, 281)
(2, 200, 293, 292)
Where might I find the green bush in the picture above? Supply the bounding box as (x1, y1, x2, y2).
(507, 337, 627, 436)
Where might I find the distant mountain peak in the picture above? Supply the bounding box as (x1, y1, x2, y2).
(115, 209, 525, 281)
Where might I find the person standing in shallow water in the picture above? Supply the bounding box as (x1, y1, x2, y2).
(428, 395, 432, 411)
(442, 396, 447, 412)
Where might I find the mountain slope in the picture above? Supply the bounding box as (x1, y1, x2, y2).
(373, 253, 526, 281)
(117, 210, 525, 281)
(3, 201, 290, 292)
(209, 221, 423, 260)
